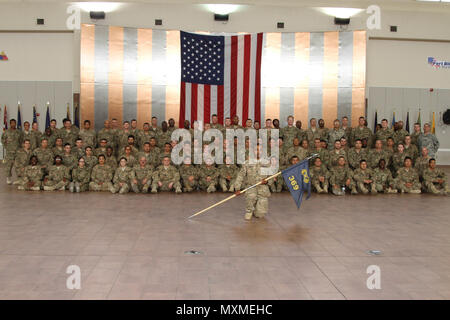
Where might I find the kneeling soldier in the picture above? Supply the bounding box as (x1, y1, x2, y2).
(111, 157, 135, 194)
(199, 158, 219, 193)
(330, 156, 357, 195)
(219, 156, 238, 192)
(151, 156, 182, 194)
(353, 160, 377, 194)
(131, 156, 153, 193)
(70, 157, 91, 192)
(310, 157, 330, 194)
(43, 155, 71, 191)
(17, 155, 43, 191)
(179, 157, 198, 192)
(423, 158, 449, 195)
(396, 157, 421, 194)
(89, 155, 114, 191)
(372, 159, 397, 193)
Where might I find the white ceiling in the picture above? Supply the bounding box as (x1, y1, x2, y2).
(0, 0, 449, 12)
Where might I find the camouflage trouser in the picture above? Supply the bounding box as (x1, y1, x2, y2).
(89, 181, 113, 191)
(219, 178, 236, 192)
(396, 181, 421, 193)
(182, 179, 198, 192)
(43, 179, 70, 190)
(4, 150, 17, 178)
(131, 179, 152, 193)
(69, 181, 89, 192)
(356, 182, 376, 194)
(270, 176, 283, 193)
(374, 183, 388, 193)
(199, 179, 217, 193)
(245, 185, 271, 217)
(18, 180, 42, 191)
(312, 179, 329, 193)
(424, 181, 448, 194)
(111, 181, 130, 194)
(151, 180, 181, 193)
(332, 180, 356, 195)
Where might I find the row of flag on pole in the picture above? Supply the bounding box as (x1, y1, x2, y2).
(373, 110, 436, 134)
(2, 103, 80, 132)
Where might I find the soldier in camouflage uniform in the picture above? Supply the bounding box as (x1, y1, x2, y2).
(372, 159, 397, 193)
(347, 139, 368, 170)
(281, 116, 300, 149)
(234, 144, 274, 220)
(392, 121, 409, 145)
(130, 119, 140, 138)
(159, 143, 173, 165)
(137, 123, 156, 150)
(306, 118, 321, 146)
(329, 156, 357, 195)
(62, 143, 77, 170)
(403, 135, 418, 162)
(353, 160, 377, 194)
(21, 122, 34, 149)
(138, 142, 160, 168)
(30, 122, 42, 151)
(318, 119, 329, 141)
(375, 119, 394, 145)
(69, 157, 91, 193)
(368, 140, 391, 169)
(179, 157, 199, 192)
(59, 119, 79, 147)
(286, 137, 309, 162)
(131, 156, 153, 193)
(110, 157, 135, 194)
(156, 121, 172, 149)
(13, 139, 32, 185)
(340, 116, 353, 142)
(1, 119, 21, 184)
(295, 120, 307, 142)
(121, 145, 137, 168)
(151, 156, 182, 193)
(72, 138, 85, 159)
(410, 123, 421, 147)
(43, 155, 71, 191)
(17, 156, 43, 191)
(42, 127, 56, 148)
(219, 156, 238, 192)
(198, 158, 219, 193)
(89, 155, 114, 191)
(311, 138, 330, 168)
(395, 157, 421, 193)
(84, 146, 98, 170)
(310, 157, 330, 194)
(116, 121, 133, 153)
(95, 138, 109, 158)
(327, 119, 345, 150)
(105, 147, 117, 171)
(422, 158, 449, 195)
(79, 120, 97, 150)
(328, 140, 347, 168)
(414, 147, 431, 178)
(418, 123, 439, 158)
(97, 120, 115, 149)
(32, 138, 54, 174)
(391, 143, 408, 175)
(52, 137, 65, 158)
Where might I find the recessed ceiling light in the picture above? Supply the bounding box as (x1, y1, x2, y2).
(73, 2, 123, 13)
(316, 7, 364, 19)
(206, 4, 240, 15)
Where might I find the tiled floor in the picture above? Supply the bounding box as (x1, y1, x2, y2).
(0, 165, 449, 300)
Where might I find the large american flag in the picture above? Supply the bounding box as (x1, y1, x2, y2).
(179, 31, 263, 127)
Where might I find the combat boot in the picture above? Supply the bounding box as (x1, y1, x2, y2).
(12, 179, 21, 185)
(75, 183, 81, 193)
(109, 185, 117, 194)
(409, 189, 421, 194)
(69, 183, 75, 193)
(175, 187, 182, 194)
(359, 183, 368, 194)
(314, 184, 323, 193)
(43, 185, 55, 191)
(17, 185, 25, 190)
(244, 212, 253, 220)
(142, 185, 149, 193)
(207, 185, 216, 193)
(6, 177, 12, 185)
(220, 184, 228, 192)
(351, 186, 358, 195)
(430, 184, 440, 195)
(387, 187, 397, 194)
(132, 184, 140, 193)
(323, 185, 328, 194)
(30, 186, 41, 191)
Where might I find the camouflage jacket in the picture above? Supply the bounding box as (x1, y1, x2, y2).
(46, 165, 71, 182)
(1, 128, 21, 151)
(347, 148, 368, 170)
(396, 167, 420, 184)
(14, 149, 32, 168)
(72, 166, 91, 184)
(91, 164, 113, 183)
(329, 166, 353, 186)
(310, 165, 330, 184)
(353, 168, 374, 183)
(153, 165, 180, 183)
(113, 166, 135, 183)
(372, 167, 395, 186)
(133, 164, 154, 181)
(422, 167, 447, 184)
(32, 147, 54, 168)
(23, 165, 44, 183)
(79, 129, 97, 148)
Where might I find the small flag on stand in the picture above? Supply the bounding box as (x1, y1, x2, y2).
(3, 105, 7, 131)
(405, 111, 410, 133)
(374, 110, 378, 133)
(33, 105, 38, 123)
(17, 103, 22, 130)
(66, 103, 70, 121)
(432, 112, 436, 134)
(45, 103, 51, 129)
(392, 111, 396, 128)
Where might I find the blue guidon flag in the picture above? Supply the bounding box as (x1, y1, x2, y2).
(282, 159, 311, 209)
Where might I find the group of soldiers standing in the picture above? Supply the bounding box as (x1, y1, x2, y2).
(1, 113, 448, 203)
